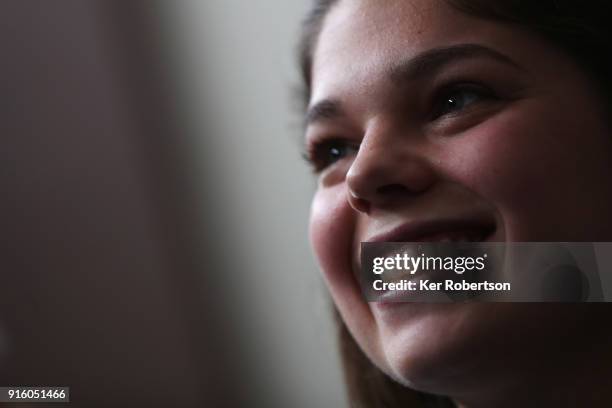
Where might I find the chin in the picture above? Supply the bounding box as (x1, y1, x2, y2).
(371, 302, 508, 394)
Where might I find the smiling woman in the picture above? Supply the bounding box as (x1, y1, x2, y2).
(298, 0, 612, 407)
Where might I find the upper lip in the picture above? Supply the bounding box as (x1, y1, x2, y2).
(366, 218, 496, 243)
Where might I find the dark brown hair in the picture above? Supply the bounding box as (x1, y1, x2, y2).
(299, 0, 612, 108)
(299, 1, 612, 407)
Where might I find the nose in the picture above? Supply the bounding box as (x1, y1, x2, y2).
(346, 124, 436, 213)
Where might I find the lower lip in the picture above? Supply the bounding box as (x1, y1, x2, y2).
(370, 299, 456, 325)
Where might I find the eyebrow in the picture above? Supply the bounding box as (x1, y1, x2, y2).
(305, 98, 344, 126)
(389, 43, 523, 84)
(305, 43, 523, 126)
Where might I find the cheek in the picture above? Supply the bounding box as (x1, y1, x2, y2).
(443, 103, 612, 240)
(309, 183, 386, 367)
(309, 183, 356, 292)
(447, 113, 554, 212)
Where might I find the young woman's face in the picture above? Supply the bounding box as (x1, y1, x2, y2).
(307, 0, 612, 396)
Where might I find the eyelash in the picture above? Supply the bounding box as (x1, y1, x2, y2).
(303, 138, 358, 173)
(429, 82, 496, 120)
(304, 82, 498, 173)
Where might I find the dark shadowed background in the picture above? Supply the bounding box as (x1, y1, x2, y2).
(0, 1, 346, 407)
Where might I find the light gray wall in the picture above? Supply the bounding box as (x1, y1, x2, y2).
(155, 1, 347, 407)
(1, 1, 203, 406)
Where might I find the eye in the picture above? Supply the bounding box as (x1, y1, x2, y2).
(304, 139, 358, 173)
(430, 84, 494, 120)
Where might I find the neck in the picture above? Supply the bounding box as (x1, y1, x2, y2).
(452, 325, 612, 408)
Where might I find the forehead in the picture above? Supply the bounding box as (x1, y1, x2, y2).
(317, 0, 445, 59)
(310, 0, 518, 105)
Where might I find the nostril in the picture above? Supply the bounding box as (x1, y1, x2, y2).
(348, 191, 371, 213)
(377, 184, 410, 195)
(353, 197, 370, 213)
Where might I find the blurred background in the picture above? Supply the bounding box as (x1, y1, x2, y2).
(1, 1, 346, 407)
